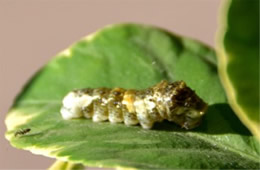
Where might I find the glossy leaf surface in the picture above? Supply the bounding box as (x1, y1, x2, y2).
(216, 0, 260, 138)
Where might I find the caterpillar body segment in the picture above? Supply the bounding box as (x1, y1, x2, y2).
(60, 80, 208, 129)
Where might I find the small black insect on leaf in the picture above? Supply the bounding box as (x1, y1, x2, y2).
(14, 128, 31, 137)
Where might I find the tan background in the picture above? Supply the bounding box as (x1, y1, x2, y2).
(0, 0, 221, 169)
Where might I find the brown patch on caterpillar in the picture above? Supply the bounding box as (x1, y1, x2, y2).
(122, 90, 136, 113)
(143, 88, 163, 122)
(152, 80, 170, 119)
(122, 90, 139, 126)
(61, 80, 208, 130)
(81, 88, 94, 119)
(92, 88, 110, 122)
(108, 88, 125, 123)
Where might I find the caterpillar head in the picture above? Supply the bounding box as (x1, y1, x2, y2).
(170, 81, 208, 129)
(155, 80, 208, 129)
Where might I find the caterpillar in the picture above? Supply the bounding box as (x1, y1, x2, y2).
(60, 80, 208, 129)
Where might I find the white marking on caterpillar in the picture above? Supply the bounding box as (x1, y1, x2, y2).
(60, 80, 208, 129)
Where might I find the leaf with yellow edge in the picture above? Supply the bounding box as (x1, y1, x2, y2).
(49, 160, 84, 170)
(5, 23, 260, 169)
(216, 0, 260, 139)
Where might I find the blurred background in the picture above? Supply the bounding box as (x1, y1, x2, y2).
(0, 0, 221, 169)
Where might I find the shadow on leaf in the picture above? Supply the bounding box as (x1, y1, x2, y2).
(153, 103, 251, 136)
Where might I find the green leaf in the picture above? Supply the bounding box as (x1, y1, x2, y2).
(216, 0, 260, 139)
(5, 24, 260, 169)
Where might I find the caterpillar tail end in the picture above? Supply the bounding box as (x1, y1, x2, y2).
(60, 91, 84, 120)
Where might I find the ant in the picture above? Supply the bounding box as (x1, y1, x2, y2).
(14, 128, 31, 137)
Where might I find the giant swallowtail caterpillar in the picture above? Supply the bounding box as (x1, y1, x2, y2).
(60, 80, 208, 129)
